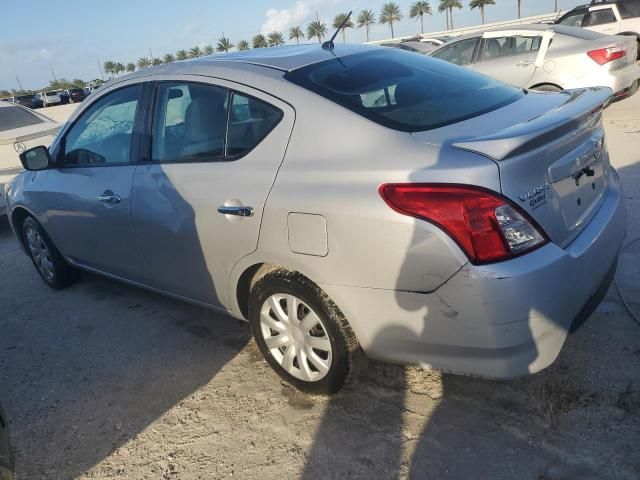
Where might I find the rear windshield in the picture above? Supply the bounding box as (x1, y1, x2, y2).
(69, 88, 83, 94)
(553, 24, 605, 40)
(16, 95, 34, 101)
(0, 106, 44, 131)
(284, 49, 523, 132)
(45, 91, 58, 97)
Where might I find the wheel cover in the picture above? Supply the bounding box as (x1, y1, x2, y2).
(260, 294, 332, 382)
(25, 227, 55, 282)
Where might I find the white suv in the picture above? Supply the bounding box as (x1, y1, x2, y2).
(557, 0, 640, 57)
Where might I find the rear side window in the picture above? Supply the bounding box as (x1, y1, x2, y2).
(585, 8, 616, 26)
(227, 92, 283, 158)
(480, 37, 511, 61)
(151, 82, 283, 162)
(285, 49, 523, 132)
(431, 37, 479, 65)
(557, 10, 587, 27)
(0, 106, 44, 131)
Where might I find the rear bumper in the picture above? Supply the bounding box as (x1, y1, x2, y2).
(322, 170, 627, 379)
(573, 62, 640, 98)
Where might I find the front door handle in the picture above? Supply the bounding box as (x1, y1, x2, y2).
(517, 60, 534, 67)
(98, 191, 121, 204)
(217, 205, 254, 217)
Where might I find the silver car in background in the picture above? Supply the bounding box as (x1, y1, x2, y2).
(5, 45, 627, 393)
(431, 24, 640, 99)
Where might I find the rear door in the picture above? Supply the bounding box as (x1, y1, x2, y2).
(470, 34, 543, 87)
(131, 77, 294, 307)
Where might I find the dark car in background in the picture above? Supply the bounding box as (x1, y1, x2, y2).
(0, 403, 13, 480)
(61, 88, 86, 103)
(10, 95, 44, 109)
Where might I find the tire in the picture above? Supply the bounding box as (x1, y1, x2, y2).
(532, 84, 562, 92)
(21, 217, 78, 289)
(249, 269, 362, 394)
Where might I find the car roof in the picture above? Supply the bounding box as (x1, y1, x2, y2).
(125, 43, 377, 78)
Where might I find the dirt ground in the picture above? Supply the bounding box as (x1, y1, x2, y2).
(0, 95, 639, 480)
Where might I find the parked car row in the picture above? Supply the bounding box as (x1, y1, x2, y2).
(1, 87, 90, 110)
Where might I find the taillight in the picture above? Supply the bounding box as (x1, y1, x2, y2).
(587, 46, 626, 65)
(379, 184, 548, 264)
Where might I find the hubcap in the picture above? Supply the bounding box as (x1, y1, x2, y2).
(25, 227, 55, 282)
(260, 294, 332, 382)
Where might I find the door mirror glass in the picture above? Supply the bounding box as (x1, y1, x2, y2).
(19, 145, 51, 171)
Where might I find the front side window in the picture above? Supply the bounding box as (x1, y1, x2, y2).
(431, 37, 479, 65)
(480, 37, 511, 61)
(62, 85, 141, 166)
(152, 82, 228, 162)
(585, 8, 616, 26)
(285, 49, 523, 132)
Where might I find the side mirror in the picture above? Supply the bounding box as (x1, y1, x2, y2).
(19, 146, 51, 171)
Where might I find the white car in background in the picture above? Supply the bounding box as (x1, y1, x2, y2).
(0, 103, 60, 215)
(36, 90, 63, 107)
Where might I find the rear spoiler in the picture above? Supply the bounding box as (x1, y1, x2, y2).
(452, 87, 612, 161)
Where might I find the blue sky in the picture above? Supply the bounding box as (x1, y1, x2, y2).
(1, 0, 587, 91)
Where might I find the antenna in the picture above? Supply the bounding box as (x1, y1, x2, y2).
(322, 10, 352, 51)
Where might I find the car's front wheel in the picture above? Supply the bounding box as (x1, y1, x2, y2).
(249, 269, 362, 394)
(21, 217, 78, 289)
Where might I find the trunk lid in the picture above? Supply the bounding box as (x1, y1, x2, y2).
(414, 87, 613, 247)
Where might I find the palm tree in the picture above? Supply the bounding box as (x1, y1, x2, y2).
(189, 46, 202, 58)
(137, 57, 151, 69)
(469, 0, 494, 24)
(357, 10, 376, 42)
(253, 34, 268, 48)
(307, 18, 328, 43)
(176, 49, 188, 61)
(217, 35, 234, 53)
(203, 44, 214, 55)
(126, 63, 136, 73)
(163, 54, 175, 64)
(267, 31, 285, 47)
(114, 62, 125, 75)
(380, 3, 403, 39)
(103, 61, 115, 77)
(289, 26, 304, 44)
(332, 13, 354, 43)
(439, 0, 463, 30)
(410, 1, 432, 35)
(237, 40, 250, 51)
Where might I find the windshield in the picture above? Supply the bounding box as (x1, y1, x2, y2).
(284, 49, 523, 132)
(0, 106, 44, 132)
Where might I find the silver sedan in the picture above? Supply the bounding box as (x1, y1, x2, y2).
(431, 24, 640, 99)
(5, 44, 627, 393)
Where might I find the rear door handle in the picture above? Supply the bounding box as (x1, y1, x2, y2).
(517, 60, 534, 67)
(217, 205, 254, 217)
(98, 191, 121, 204)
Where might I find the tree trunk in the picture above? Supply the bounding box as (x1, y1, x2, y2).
(554, 0, 558, 12)
(518, 0, 521, 19)
(366, 25, 370, 42)
(420, 14, 424, 34)
(342, 29, 346, 43)
(450, 8, 454, 30)
(481, 6, 485, 24)
(390, 21, 394, 39)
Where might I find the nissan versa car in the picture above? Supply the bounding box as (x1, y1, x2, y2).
(5, 45, 626, 393)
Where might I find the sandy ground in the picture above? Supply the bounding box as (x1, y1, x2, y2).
(0, 95, 639, 480)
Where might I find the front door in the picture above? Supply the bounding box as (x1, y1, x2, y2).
(131, 78, 294, 307)
(43, 83, 149, 283)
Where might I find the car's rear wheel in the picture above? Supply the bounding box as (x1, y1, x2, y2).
(21, 217, 78, 289)
(249, 269, 362, 394)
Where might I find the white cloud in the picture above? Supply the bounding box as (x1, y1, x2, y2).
(260, 0, 342, 35)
